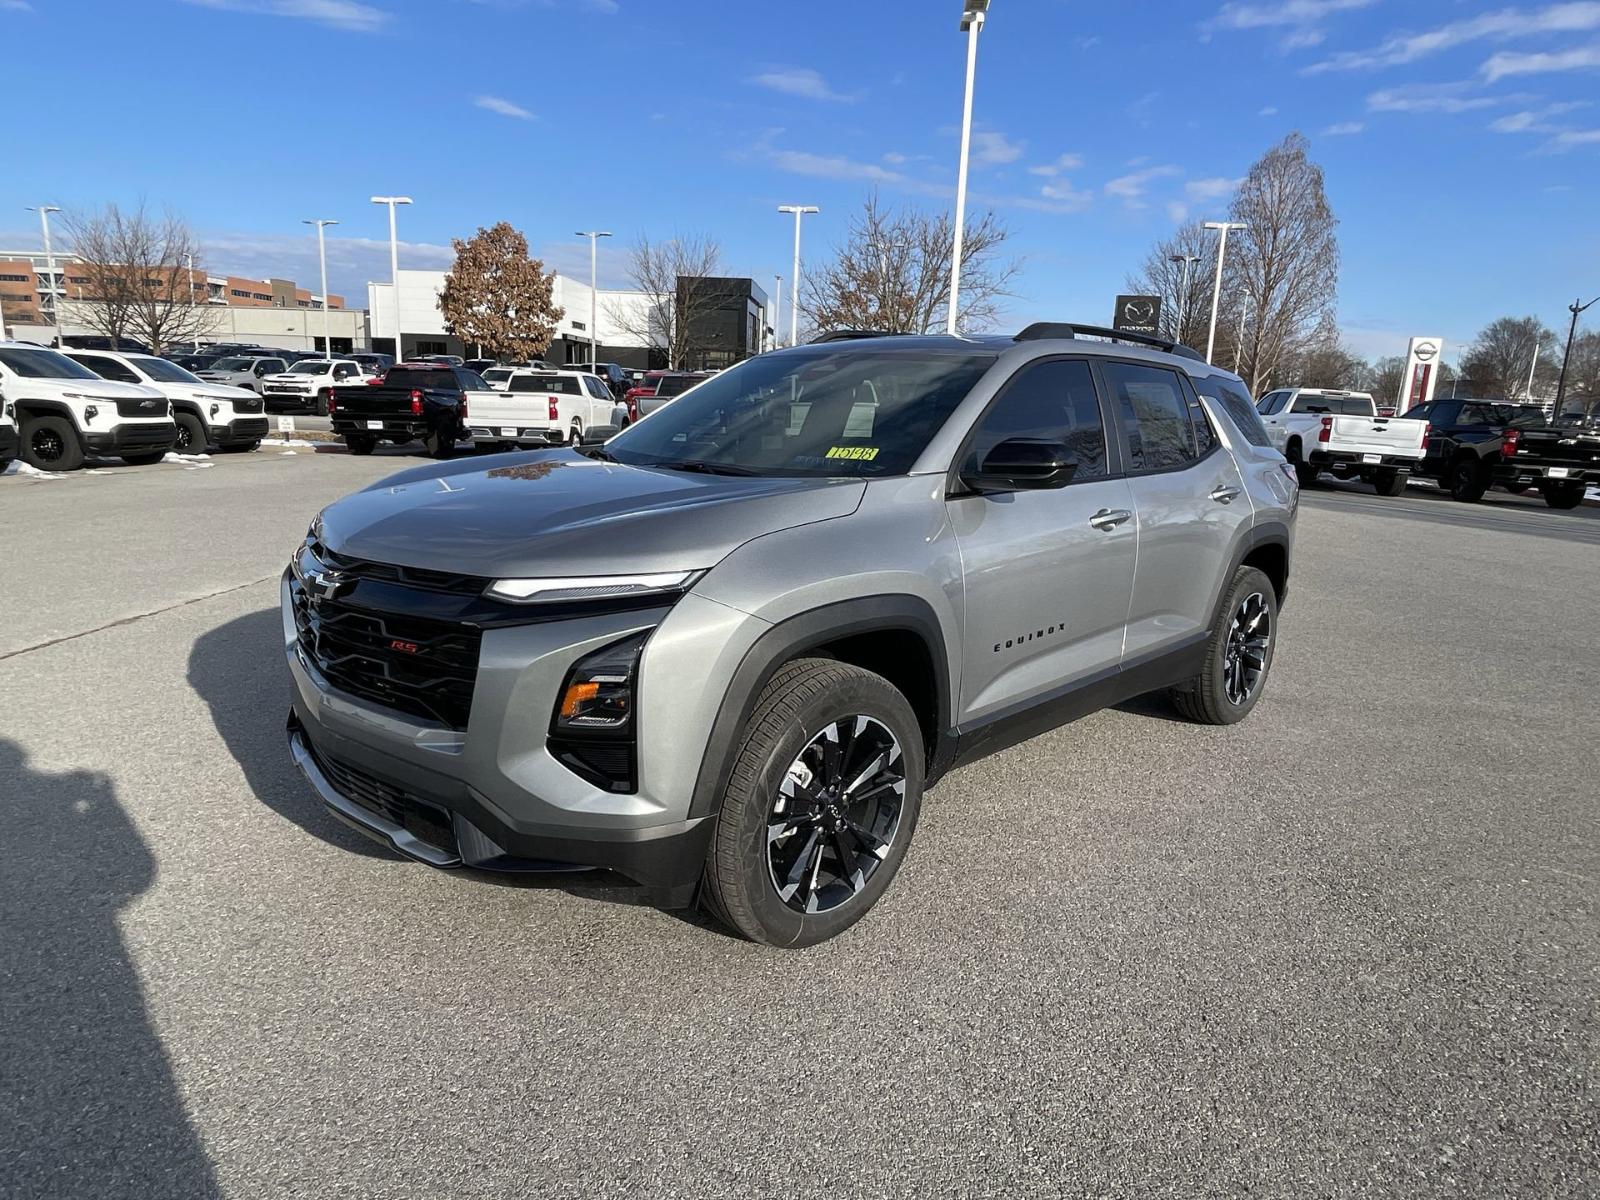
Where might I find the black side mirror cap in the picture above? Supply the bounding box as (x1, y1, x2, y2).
(961, 438, 1079, 492)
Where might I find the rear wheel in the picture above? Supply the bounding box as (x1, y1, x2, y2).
(568, 420, 583, 446)
(173, 410, 207, 454)
(1542, 481, 1586, 510)
(345, 433, 377, 455)
(424, 428, 455, 459)
(1170, 566, 1277, 726)
(21, 415, 83, 472)
(703, 658, 924, 948)
(1447, 457, 1488, 502)
(1371, 467, 1407, 496)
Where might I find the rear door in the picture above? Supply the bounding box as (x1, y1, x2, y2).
(1102, 359, 1252, 663)
(948, 357, 1137, 724)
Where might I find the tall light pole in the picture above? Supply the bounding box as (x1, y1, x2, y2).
(575, 230, 612, 368)
(183, 251, 200, 352)
(773, 274, 782, 351)
(370, 196, 412, 361)
(1235, 291, 1252, 374)
(1170, 253, 1198, 343)
(302, 219, 338, 357)
(1553, 295, 1597, 419)
(948, 1, 989, 336)
(27, 205, 63, 348)
(1202, 220, 1246, 365)
(777, 205, 818, 346)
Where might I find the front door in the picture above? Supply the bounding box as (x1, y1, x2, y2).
(1099, 359, 1253, 662)
(948, 357, 1137, 726)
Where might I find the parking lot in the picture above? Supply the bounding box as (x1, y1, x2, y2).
(3, 448, 1597, 1198)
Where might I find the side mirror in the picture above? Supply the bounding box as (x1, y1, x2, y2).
(962, 438, 1079, 492)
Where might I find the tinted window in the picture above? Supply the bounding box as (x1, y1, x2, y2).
(135, 357, 204, 384)
(1257, 391, 1286, 415)
(1458, 403, 1506, 426)
(1291, 394, 1372, 416)
(386, 367, 460, 391)
(1188, 382, 1219, 456)
(460, 370, 489, 391)
(1104, 361, 1197, 471)
(511, 374, 581, 395)
(965, 358, 1106, 480)
(0, 347, 102, 380)
(1194, 375, 1272, 448)
(656, 374, 705, 398)
(70, 353, 140, 383)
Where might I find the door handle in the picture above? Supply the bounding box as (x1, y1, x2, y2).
(1210, 485, 1241, 504)
(1089, 508, 1132, 531)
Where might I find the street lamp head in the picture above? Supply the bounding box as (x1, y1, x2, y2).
(778, 205, 820, 215)
(302, 218, 340, 228)
(575, 231, 614, 239)
(369, 196, 413, 206)
(960, 0, 989, 30)
(1202, 221, 1247, 232)
(27, 204, 62, 215)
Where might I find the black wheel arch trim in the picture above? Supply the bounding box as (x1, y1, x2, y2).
(13, 400, 86, 450)
(686, 595, 955, 820)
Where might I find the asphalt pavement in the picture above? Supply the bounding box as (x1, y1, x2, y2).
(2, 452, 1596, 1198)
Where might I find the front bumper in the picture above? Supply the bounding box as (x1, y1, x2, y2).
(212, 416, 270, 444)
(263, 390, 317, 411)
(85, 421, 178, 456)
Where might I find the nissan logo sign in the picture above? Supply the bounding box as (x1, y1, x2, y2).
(1414, 342, 1438, 362)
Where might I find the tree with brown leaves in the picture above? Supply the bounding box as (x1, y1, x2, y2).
(439, 222, 563, 361)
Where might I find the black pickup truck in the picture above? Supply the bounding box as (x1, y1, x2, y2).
(1408, 396, 1598, 508)
(328, 363, 491, 457)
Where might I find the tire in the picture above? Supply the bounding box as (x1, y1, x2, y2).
(173, 410, 208, 454)
(21, 415, 84, 472)
(702, 657, 925, 948)
(1170, 565, 1278, 726)
(344, 433, 377, 456)
(1542, 482, 1586, 510)
(1293, 460, 1319, 488)
(568, 420, 583, 446)
(1371, 467, 1407, 496)
(315, 388, 331, 417)
(1447, 457, 1488, 502)
(424, 428, 455, 459)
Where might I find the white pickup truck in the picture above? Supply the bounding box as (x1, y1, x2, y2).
(467, 369, 626, 450)
(0, 341, 178, 471)
(1256, 387, 1426, 496)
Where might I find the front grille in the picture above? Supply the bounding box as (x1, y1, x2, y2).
(234, 396, 264, 414)
(115, 397, 169, 418)
(312, 746, 458, 854)
(117, 422, 177, 448)
(292, 582, 482, 729)
(309, 540, 487, 596)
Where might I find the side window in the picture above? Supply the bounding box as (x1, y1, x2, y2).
(332, 363, 352, 380)
(1195, 376, 1272, 448)
(1184, 379, 1219, 456)
(1458, 403, 1493, 425)
(79, 354, 139, 384)
(461, 371, 489, 391)
(1257, 390, 1283, 415)
(1103, 361, 1197, 472)
(964, 358, 1107, 481)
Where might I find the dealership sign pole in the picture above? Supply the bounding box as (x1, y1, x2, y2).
(1396, 336, 1443, 415)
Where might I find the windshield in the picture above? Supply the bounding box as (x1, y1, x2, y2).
(606, 347, 997, 477)
(288, 361, 331, 375)
(656, 374, 705, 398)
(510, 374, 581, 394)
(134, 357, 204, 384)
(0, 347, 103, 380)
(483, 368, 512, 381)
(1293, 395, 1373, 416)
(212, 357, 254, 370)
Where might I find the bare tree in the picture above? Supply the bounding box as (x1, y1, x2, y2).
(1459, 315, 1560, 399)
(1559, 329, 1600, 411)
(1225, 133, 1340, 394)
(1282, 321, 1368, 390)
(1124, 220, 1217, 348)
(801, 193, 1017, 336)
(610, 233, 724, 369)
(62, 203, 221, 353)
(438, 222, 563, 361)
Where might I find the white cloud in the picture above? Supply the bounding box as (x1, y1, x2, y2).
(1167, 200, 1190, 223)
(1551, 126, 1600, 146)
(1211, 0, 1376, 29)
(199, 232, 455, 301)
(746, 66, 855, 102)
(1489, 100, 1591, 132)
(1038, 182, 1093, 212)
(1484, 40, 1600, 81)
(1259, 105, 1279, 115)
(1306, 2, 1600, 73)
(1366, 81, 1508, 113)
(1076, 35, 1102, 49)
(1104, 164, 1182, 207)
(179, 0, 389, 31)
(474, 95, 534, 120)
(1185, 176, 1243, 201)
(1, 1, 35, 11)
(1322, 120, 1365, 134)
(972, 130, 1025, 165)
(1028, 153, 1086, 177)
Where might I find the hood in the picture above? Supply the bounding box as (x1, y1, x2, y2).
(318, 449, 865, 579)
(264, 372, 315, 384)
(41, 378, 164, 401)
(155, 382, 256, 402)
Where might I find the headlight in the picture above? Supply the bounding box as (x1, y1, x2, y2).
(485, 570, 700, 605)
(553, 631, 648, 734)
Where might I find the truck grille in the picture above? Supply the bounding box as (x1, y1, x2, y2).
(116, 422, 178, 448)
(311, 745, 458, 854)
(308, 540, 487, 596)
(291, 580, 482, 730)
(230, 417, 270, 438)
(115, 397, 170, 418)
(234, 396, 264, 414)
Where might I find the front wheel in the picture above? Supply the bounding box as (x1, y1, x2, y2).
(1170, 566, 1278, 726)
(1542, 481, 1586, 510)
(173, 410, 207, 454)
(344, 433, 377, 456)
(21, 415, 84, 472)
(703, 658, 925, 948)
(1371, 467, 1408, 496)
(315, 389, 331, 417)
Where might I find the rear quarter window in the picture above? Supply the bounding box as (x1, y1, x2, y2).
(1194, 375, 1273, 448)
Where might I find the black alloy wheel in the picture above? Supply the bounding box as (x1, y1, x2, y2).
(31, 425, 66, 463)
(765, 716, 906, 916)
(1223, 591, 1272, 707)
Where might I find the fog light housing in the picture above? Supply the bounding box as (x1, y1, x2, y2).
(549, 631, 649, 791)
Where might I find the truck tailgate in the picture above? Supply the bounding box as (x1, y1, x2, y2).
(330, 385, 414, 417)
(1327, 415, 1426, 460)
(1510, 426, 1600, 472)
(471, 392, 559, 430)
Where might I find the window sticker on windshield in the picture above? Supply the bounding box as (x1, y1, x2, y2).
(825, 445, 879, 461)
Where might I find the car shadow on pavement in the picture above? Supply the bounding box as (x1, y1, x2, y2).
(186, 607, 391, 860)
(1112, 690, 1194, 725)
(0, 739, 222, 1197)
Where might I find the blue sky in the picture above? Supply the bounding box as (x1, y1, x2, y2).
(3, 0, 1598, 361)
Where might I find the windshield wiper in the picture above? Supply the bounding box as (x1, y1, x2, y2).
(582, 446, 621, 463)
(655, 459, 762, 477)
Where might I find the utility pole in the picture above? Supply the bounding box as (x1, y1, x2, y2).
(302, 219, 338, 356)
(26, 205, 63, 348)
(773, 274, 782, 350)
(575, 231, 612, 368)
(948, 0, 989, 335)
(370, 196, 412, 362)
(1170, 253, 1198, 344)
(1553, 295, 1597, 420)
(777, 206, 817, 346)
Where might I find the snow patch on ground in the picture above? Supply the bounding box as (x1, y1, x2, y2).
(2, 461, 66, 480)
(279, 451, 298, 456)
(161, 452, 215, 470)
(260, 438, 318, 448)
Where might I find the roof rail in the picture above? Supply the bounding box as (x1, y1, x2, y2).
(1014, 321, 1206, 364)
(809, 329, 911, 343)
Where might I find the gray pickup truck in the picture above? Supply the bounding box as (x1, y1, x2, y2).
(283, 324, 1297, 946)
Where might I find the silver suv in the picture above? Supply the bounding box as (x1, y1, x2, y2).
(283, 324, 1297, 947)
